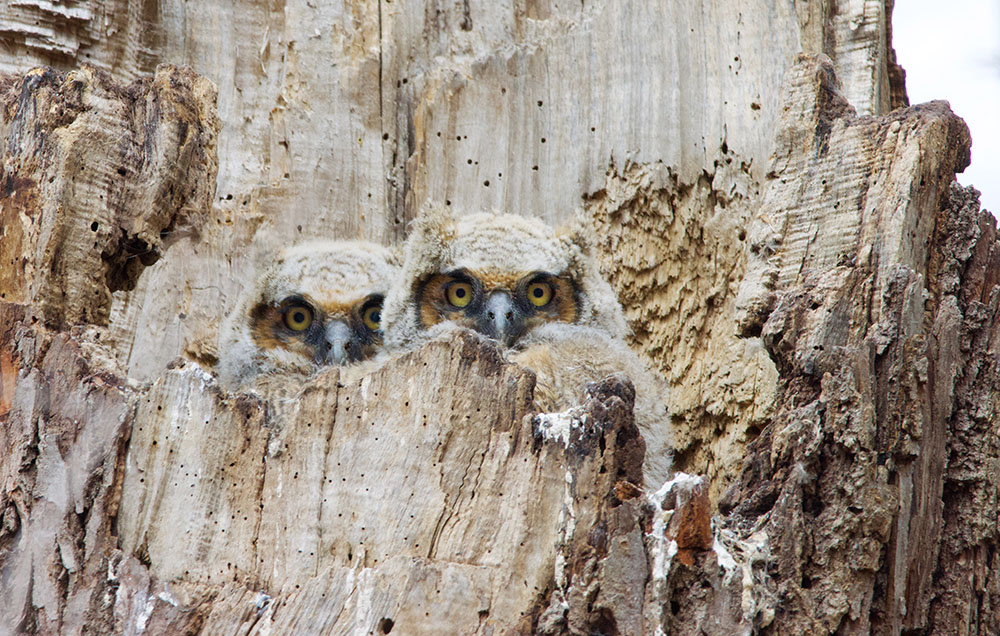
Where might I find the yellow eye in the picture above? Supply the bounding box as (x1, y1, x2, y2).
(283, 304, 313, 331)
(446, 281, 474, 308)
(526, 280, 553, 307)
(362, 303, 382, 331)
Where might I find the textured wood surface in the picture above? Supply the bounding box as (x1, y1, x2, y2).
(0, 304, 133, 634)
(582, 160, 779, 501)
(2, 1, 997, 635)
(0, 0, 905, 385)
(0, 317, 663, 634)
(719, 56, 991, 636)
(0, 65, 218, 328)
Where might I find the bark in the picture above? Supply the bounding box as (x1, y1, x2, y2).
(0, 65, 218, 329)
(1, 1, 997, 635)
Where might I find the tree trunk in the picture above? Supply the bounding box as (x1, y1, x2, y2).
(1, 1, 995, 635)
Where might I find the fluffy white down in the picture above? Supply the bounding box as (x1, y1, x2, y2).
(513, 323, 674, 490)
(216, 240, 400, 391)
(381, 207, 627, 350)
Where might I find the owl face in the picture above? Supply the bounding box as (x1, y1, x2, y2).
(382, 208, 627, 351)
(217, 240, 400, 390)
(248, 290, 385, 365)
(415, 269, 579, 347)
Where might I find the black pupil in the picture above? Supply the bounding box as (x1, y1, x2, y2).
(455, 287, 466, 298)
(533, 287, 544, 298)
(292, 310, 306, 323)
(369, 310, 380, 323)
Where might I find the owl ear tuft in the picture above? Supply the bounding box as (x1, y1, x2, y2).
(248, 243, 282, 279)
(405, 204, 457, 271)
(380, 204, 457, 351)
(384, 244, 405, 267)
(555, 213, 599, 271)
(557, 212, 596, 252)
(557, 211, 629, 340)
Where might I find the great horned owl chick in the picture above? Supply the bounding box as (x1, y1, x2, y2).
(382, 208, 673, 489)
(382, 208, 627, 348)
(217, 241, 400, 391)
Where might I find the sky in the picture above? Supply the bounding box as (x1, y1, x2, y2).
(893, 1, 1000, 216)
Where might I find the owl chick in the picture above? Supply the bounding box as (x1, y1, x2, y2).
(216, 240, 400, 391)
(382, 208, 673, 489)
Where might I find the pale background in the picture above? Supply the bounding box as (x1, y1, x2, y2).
(894, 1, 1000, 215)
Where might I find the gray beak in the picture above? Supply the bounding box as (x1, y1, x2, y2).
(480, 292, 524, 347)
(324, 320, 354, 365)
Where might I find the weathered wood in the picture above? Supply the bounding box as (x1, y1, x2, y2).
(2, 2, 997, 635)
(0, 303, 133, 634)
(2, 316, 669, 634)
(718, 56, 987, 636)
(582, 159, 779, 501)
(0, 64, 218, 328)
(1, 0, 905, 384)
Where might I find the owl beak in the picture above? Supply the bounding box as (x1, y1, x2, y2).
(323, 320, 355, 365)
(481, 291, 525, 348)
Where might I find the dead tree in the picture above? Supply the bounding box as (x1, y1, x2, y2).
(1, 2, 996, 634)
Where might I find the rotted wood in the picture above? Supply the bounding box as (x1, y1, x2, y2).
(3, 308, 710, 634)
(0, 64, 219, 328)
(0, 9, 997, 636)
(719, 55, 995, 636)
(1, 0, 905, 387)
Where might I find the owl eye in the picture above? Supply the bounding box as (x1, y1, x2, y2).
(361, 303, 382, 331)
(283, 304, 314, 331)
(446, 281, 474, 308)
(526, 280, 553, 307)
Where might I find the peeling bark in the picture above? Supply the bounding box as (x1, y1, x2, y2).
(1, 2, 998, 636)
(0, 64, 218, 328)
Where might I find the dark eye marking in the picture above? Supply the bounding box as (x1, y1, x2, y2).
(360, 294, 385, 331)
(275, 296, 315, 332)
